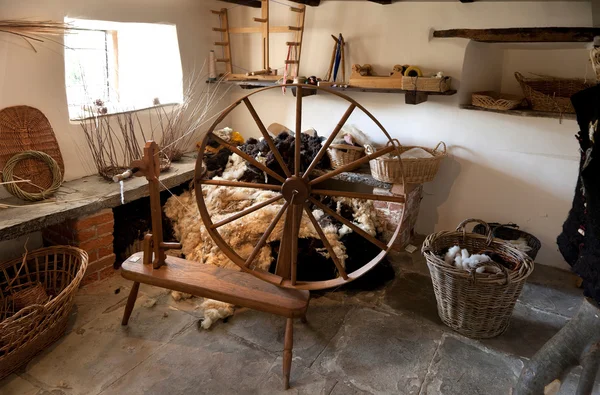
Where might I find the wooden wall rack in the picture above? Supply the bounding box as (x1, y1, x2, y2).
(212, 0, 306, 81)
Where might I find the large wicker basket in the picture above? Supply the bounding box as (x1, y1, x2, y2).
(422, 219, 534, 339)
(515, 72, 594, 114)
(472, 222, 541, 261)
(327, 144, 365, 170)
(370, 140, 446, 184)
(0, 246, 88, 379)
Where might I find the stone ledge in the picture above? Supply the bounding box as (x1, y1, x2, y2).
(0, 155, 196, 242)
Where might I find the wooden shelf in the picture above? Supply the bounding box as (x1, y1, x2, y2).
(0, 156, 197, 242)
(433, 27, 600, 43)
(220, 80, 456, 105)
(460, 104, 576, 121)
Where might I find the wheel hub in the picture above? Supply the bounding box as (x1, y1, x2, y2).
(281, 176, 310, 204)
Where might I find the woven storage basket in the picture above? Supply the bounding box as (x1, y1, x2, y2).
(422, 219, 534, 339)
(370, 140, 446, 184)
(401, 76, 451, 92)
(471, 92, 524, 111)
(472, 222, 541, 261)
(327, 144, 365, 170)
(0, 246, 88, 379)
(515, 72, 594, 114)
(0, 106, 65, 193)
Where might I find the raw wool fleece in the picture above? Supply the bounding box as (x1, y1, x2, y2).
(164, 154, 382, 327)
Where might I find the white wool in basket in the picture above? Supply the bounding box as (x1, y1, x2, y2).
(400, 147, 433, 159)
(443, 246, 499, 274)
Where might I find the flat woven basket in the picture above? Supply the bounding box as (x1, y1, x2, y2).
(422, 219, 534, 339)
(472, 222, 541, 261)
(0, 246, 88, 379)
(471, 92, 524, 111)
(327, 144, 365, 170)
(0, 106, 65, 193)
(370, 140, 446, 184)
(515, 72, 594, 114)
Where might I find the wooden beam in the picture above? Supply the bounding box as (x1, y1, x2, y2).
(219, 0, 261, 7)
(288, 0, 320, 6)
(433, 27, 600, 43)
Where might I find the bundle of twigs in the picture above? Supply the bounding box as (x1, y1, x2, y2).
(80, 103, 138, 180)
(79, 63, 231, 180)
(0, 20, 75, 52)
(153, 66, 232, 162)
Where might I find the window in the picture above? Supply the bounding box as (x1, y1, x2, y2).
(64, 18, 183, 120)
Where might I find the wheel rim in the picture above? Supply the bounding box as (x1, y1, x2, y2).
(195, 84, 406, 290)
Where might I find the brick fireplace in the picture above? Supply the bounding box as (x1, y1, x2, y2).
(42, 209, 116, 286)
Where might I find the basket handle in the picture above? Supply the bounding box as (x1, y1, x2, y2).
(489, 222, 520, 239)
(433, 141, 447, 154)
(386, 139, 403, 149)
(514, 72, 524, 83)
(456, 218, 494, 246)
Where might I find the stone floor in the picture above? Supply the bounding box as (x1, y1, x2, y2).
(1, 238, 598, 395)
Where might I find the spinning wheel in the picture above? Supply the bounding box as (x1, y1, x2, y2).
(195, 84, 406, 290)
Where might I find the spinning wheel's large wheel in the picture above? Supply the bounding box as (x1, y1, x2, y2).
(195, 84, 406, 290)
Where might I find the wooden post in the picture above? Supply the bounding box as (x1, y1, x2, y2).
(121, 281, 140, 325)
(130, 141, 181, 269)
(261, 0, 269, 70)
(293, 5, 306, 77)
(283, 318, 294, 389)
(220, 8, 233, 74)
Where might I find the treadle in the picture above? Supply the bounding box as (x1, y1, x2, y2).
(121, 252, 309, 318)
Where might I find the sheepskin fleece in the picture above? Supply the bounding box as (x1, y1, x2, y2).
(164, 153, 381, 327)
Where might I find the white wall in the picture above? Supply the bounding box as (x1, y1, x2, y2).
(222, 1, 592, 269)
(0, 0, 221, 184)
(0, 0, 223, 256)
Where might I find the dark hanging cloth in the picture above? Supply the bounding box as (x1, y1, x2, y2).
(557, 84, 600, 306)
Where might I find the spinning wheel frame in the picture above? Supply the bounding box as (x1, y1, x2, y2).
(195, 84, 406, 290)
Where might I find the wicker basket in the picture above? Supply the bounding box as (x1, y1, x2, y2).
(422, 219, 534, 339)
(327, 144, 365, 170)
(401, 76, 451, 92)
(471, 92, 525, 111)
(515, 72, 594, 114)
(370, 140, 446, 184)
(472, 222, 541, 261)
(0, 246, 88, 379)
(0, 106, 65, 193)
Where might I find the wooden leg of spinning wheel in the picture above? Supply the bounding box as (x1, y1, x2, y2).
(122, 282, 140, 326)
(283, 318, 294, 390)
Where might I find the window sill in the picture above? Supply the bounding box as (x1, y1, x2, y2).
(69, 102, 181, 122)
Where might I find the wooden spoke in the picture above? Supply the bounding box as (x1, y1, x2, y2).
(210, 194, 284, 229)
(290, 204, 302, 285)
(309, 197, 388, 250)
(311, 189, 405, 203)
(309, 145, 395, 186)
(295, 85, 302, 176)
(210, 133, 286, 183)
(303, 204, 348, 279)
(244, 200, 290, 268)
(276, 200, 294, 279)
(303, 103, 356, 180)
(243, 98, 291, 178)
(200, 179, 281, 191)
